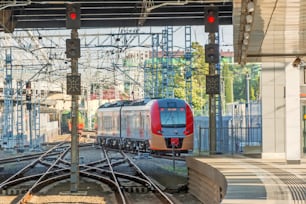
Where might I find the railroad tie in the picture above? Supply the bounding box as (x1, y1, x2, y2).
(124, 186, 148, 193)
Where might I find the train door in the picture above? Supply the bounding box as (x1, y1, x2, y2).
(303, 106, 306, 154)
(144, 110, 150, 139)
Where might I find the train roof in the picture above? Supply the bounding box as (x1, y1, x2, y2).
(98, 98, 153, 108)
(98, 98, 188, 109)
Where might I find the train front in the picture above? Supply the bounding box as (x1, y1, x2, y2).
(150, 98, 194, 153)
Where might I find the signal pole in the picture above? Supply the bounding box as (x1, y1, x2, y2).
(70, 28, 80, 193)
(204, 6, 220, 155)
(26, 81, 33, 148)
(66, 3, 81, 192)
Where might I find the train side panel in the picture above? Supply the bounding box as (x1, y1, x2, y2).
(182, 102, 194, 150)
(120, 105, 151, 150)
(96, 107, 120, 145)
(121, 108, 150, 140)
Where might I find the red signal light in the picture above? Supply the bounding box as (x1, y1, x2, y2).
(69, 12, 77, 20)
(66, 4, 80, 29)
(207, 15, 215, 24)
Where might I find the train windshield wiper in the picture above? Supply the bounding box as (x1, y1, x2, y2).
(161, 124, 185, 128)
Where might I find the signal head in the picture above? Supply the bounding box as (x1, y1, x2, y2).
(204, 7, 219, 33)
(66, 4, 81, 29)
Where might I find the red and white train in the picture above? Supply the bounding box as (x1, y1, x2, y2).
(96, 98, 194, 154)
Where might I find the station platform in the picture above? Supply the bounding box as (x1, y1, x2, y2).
(186, 156, 306, 204)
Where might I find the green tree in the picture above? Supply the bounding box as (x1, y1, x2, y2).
(231, 64, 261, 102)
(222, 62, 233, 103)
(190, 42, 209, 115)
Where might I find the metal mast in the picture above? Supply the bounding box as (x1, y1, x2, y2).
(144, 33, 159, 98)
(161, 26, 174, 98)
(16, 80, 24, 149)
(2, 50, 14, 148)
(185, 25, 192, 105)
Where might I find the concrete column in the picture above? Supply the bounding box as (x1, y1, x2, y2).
(285, 63, 301, 163)
(261, 62, 286, 159)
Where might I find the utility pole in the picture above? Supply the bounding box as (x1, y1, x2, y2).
(66, 3, 81, 192)
(204, 6, 220, 155)
(246, 72, 250, 143)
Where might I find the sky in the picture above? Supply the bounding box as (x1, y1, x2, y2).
(164, 25, 233, 51)
(95, 25, 234, 52)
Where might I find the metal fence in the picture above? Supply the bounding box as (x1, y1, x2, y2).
(194, 114, 262, 155)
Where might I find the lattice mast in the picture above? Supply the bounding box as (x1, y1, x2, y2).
(16, 80, 24, 149)
(2, 49, 14, 148)
(185, 25, 192, 105)
(161, 26, 174, 98)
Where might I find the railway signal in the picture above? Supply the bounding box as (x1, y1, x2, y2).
(204, 7, 219, 33)
(66, 38, 80, 58)
(204, 6, 219, 155)
(206, 75, 220, 94)
(205, 44, 219, 64)
(66, 3, 81, 193)
(66, 4, 80, 29)
(26, 81, 32, 110)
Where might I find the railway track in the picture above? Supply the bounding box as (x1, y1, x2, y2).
(97, 146, 175, 204)
(0, 141, 71, 204)
(0, 151, 63, 165)
(0, 143, 178, 203)
(4, 140, 306, 204)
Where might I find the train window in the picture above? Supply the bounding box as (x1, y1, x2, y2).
(167, 102, 177, 108)
(160, 108, 186, 128)
(103, 116, 112, 130)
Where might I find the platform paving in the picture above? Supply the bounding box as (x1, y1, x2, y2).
(194, 156, 306, 204)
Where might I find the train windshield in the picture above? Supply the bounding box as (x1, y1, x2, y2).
(160, 107, 186, 128)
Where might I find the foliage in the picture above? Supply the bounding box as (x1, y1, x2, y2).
(222, 62, 233, 103)
(230, 64, 261, 102)
(143, 42, 261, 116)
(190, 42, 209, 114)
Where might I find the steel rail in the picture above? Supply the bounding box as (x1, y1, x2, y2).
(1, 144, 176, 203)
(0, 142, 68, 188)
(1, 168, 70, 188)
(18, 145, 71, 204)
(0, 151, 64, 165)
(121, 151, 175, 204)
(102, 147, 127, 204)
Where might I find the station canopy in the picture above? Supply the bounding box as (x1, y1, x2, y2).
(233, 0, 306, 65)
(0, 0, 233, 30)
